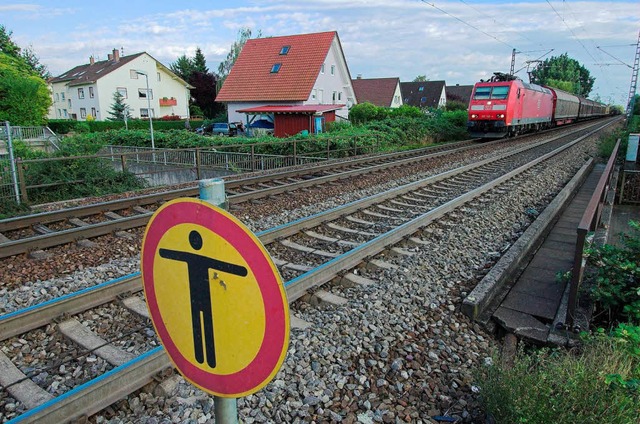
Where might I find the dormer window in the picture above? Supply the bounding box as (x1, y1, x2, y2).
(279, 45, 290, 55)
(271, 63, 282, 73)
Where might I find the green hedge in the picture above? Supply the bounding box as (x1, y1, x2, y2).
(47, 119, 200, 134)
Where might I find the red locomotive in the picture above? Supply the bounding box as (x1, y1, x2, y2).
(467, 73, 607, 138)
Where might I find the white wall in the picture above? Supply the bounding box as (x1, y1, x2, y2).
(304, 37, 356, 120)
(390, 83, 403, 108)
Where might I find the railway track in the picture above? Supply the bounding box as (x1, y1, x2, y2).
(0, 123, 606, 260)
(0, 120, 613, 422)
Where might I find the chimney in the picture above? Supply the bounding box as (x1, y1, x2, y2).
(108, 53, 113, 61)
(112, 48, 120, 62)
(89, 56, 95, 65)
(357, 74, 362, 79)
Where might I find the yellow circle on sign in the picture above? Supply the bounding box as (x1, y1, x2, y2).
(154, 223, 265, 374)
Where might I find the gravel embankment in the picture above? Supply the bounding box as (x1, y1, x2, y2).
(0, 130, 607, 423)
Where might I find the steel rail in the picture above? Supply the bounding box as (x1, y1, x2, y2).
(1, 118, 612, 234)
(0, 274, 142, 341)
(0, 139, 495, 258)
(283, 120, 613, 301)
(1, 120, 611, 340)
(1, 118, 610, 253)
(0, 136, 549, 339)
(0, 140, 542, 339)
(0, 139, 478, 233)
(2, 120, 613, 423)
(8, 348, 170, 424)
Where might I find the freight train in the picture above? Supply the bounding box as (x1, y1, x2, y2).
(467, 73, 608, 138)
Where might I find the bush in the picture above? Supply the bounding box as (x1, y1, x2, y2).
(23, 156, 147, 204)
(587, 221, 640, 324)
(445, 100, 468, 111)
(476, 327, 640, 424)
(349, 102, 388, 124)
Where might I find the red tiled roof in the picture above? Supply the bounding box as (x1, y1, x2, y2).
(237, 104, 345, 114)
(351, 77, 400, 107)
(216, 31, 337, 102)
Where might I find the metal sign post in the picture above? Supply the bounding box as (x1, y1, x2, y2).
(4, 121, 21, 204)
(199, 178, 237, 423)
(141, 179, 289, 424)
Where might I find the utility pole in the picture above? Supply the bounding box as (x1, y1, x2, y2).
(510, 49, 517, 76)
(625, 30, 640, 120)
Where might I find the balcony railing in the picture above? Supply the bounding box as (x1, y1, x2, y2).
(159, 97, 177, 107)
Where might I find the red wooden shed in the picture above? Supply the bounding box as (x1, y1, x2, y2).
(237, 105, 345, 138)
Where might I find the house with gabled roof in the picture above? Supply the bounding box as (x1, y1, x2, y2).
(445, 84, 474, 107)
(216, 31, 357, 128)
(48, 49, 192, 121)
(351, 76, 403, 108)
(400, 81, 447, 109)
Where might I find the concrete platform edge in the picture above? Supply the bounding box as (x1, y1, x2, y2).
(462, 159, 595, 321)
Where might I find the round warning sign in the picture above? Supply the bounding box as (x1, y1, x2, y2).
(141, 198, 289, 397)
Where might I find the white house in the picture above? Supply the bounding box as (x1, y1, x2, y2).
(216, 31, 357, 124)
(48, 49, 192, 121)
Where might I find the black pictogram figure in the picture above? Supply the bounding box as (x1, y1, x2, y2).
(159, 230, 247, 368)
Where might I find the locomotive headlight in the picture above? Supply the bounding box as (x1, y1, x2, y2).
(497, 114, 505, 118)
(471, 114, 478, 118)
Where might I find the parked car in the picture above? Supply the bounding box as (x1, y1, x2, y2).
(196, 122, 237, 137)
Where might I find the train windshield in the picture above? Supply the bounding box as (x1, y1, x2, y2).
(491, 86, 509, 99)
(473, 86, 510, 100)
(473, 87, 491, 100)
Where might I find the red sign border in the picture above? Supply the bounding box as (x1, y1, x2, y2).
(141, 198, 289, 397)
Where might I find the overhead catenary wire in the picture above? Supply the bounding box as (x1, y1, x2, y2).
(545, 0, 599, 64)
(419, 0, 518, 50)
(456, 0, 546, 53)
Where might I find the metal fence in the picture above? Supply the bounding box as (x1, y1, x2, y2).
(8, 133, 380, 204)
(566, 139, 620, 327)
(100, 145, 326, 173)
(1, 122, 20, 205)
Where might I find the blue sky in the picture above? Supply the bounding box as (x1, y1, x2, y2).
(2, 0, 638, 106)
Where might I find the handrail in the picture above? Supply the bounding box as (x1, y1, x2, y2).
(567, 139, 620, 326)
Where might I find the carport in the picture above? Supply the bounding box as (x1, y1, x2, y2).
(236, 105, 344, 138)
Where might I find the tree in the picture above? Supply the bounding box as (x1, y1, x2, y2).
(107, 92, 131, 121)
(170, 54, 196, 82)
(530, 53, 595, 97)
(189, 71, 223, 118)
(0, 25, 49, 78)
(413, 75, 428, 82)
(0, 52, 51, 125)
(193, 47, 208, 74)
(217, 28, 261, 90)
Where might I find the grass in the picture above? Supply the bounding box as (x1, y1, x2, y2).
(476, 334, 640, 424)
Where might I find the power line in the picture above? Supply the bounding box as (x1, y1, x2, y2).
(596, 47, 633, 69)
(456, 0, 545, 53)
(419, 1, 517, 50)
(545, 0, 599, 64)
